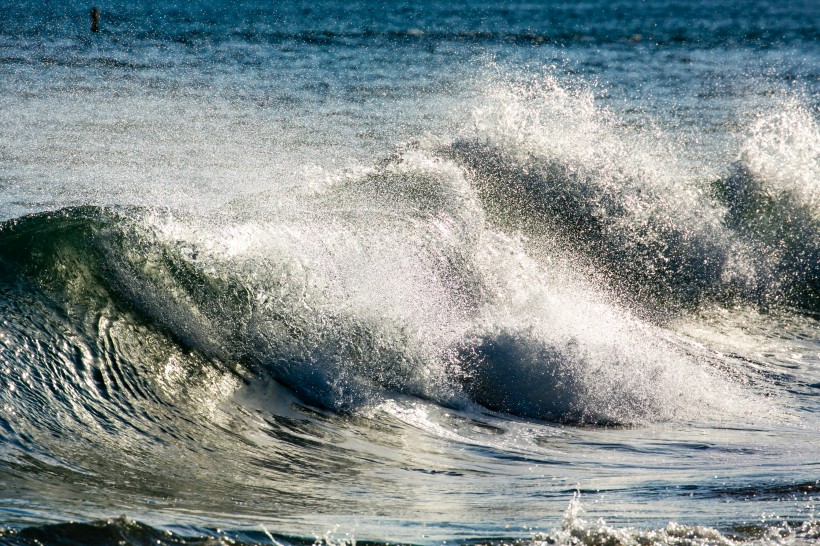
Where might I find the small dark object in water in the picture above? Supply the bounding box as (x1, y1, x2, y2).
(90, 6, 100, 33)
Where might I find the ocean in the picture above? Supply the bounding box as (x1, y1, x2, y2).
(0, 1, 818, 544)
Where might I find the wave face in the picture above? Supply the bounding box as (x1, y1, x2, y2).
(0, 193, 766, 425)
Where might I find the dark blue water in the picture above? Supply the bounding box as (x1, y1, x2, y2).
(0, 2, 818, 545)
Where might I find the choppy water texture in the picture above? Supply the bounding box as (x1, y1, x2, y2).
(0, 1, 818, 545)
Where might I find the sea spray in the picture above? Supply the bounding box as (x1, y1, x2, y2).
(444, 73, 762, 310)
(715, 100, 820, 310)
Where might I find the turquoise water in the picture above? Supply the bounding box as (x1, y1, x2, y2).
(0, 2, 818, 544)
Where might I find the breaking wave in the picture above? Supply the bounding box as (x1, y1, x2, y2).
(0, 73, 812, 440)
(444, 75, 819, 312)
(0, 157, 779, 428)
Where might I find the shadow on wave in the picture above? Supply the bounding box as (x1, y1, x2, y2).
(443, 140, 818, 315)
(713, 163, 819, 312)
